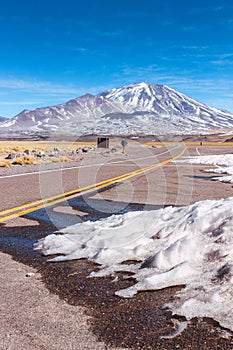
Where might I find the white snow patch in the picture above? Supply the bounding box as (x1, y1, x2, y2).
(160, 319, 188, 339)
(35, 197, 233, 332)
(0, 119, 16, 127)
(181, 153, 233, 167)
(213, 175, 233, 183)
(180, 153, 233, 183)
(205, 165, 233, 183)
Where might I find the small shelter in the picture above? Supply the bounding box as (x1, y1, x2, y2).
(97, 136, 109, 148)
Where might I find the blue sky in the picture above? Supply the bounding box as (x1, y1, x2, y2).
(1, 0, 233, 117)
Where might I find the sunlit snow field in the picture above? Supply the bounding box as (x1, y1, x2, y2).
(35, 153, 233, 333)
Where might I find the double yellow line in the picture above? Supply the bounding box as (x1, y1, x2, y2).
(0, 146, 186, 223)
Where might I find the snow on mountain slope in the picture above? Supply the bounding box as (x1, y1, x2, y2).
(101, 82, 233, 129)
(0, 116, 7, 123)
(0, 94, 126, 134)
(0, 82, 233, 136)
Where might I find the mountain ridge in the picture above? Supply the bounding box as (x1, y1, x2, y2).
(0, 82, 233, 137)
(0, 116, 7, 123)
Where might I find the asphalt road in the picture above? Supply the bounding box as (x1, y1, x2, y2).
(0, 145, 184, 217)
(0, 144, 233, 224)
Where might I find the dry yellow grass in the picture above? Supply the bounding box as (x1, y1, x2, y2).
(22, 155, 36, 165)
(51, 157, 60, 163)
(0, 141, 96, 167)
(59, 156, 70, 162)
(0, 159, 11, 167)
(0, 141, 96, 155)
(12, 146, 20, 152)
(11, 158, 24, 165)
(51, 156, 70, 163)
(12, 155, 36, 165)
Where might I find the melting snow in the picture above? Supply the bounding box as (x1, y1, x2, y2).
(183, 153, 233, 167)
(35, 196, 233, 332)
(181, 153, 233, 183)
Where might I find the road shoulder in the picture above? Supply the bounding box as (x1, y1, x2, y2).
(0, 251, 124, 350)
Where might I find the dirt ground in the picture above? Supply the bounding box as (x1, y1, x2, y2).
(0, 252, 126, 350)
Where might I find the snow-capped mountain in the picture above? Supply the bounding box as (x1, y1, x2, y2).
(0, 82, 233, 137)
(101, 82, 233, 129)
(0, 116, 7, 123)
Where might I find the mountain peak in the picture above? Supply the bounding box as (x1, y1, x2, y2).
(132, 81, 152, 87)
(80, 93, 95, 99)
(99, 81, 169, 109)
(132, 81, 166, 89)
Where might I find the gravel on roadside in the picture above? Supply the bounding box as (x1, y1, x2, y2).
(0, 252, 125, 350)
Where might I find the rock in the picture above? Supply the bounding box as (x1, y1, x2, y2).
(5, 153, 16, 160)
(36, 151, 46, 157)
(25, 272, 35, 278)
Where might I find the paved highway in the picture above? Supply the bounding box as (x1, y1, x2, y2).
(0, 145, 185, 223)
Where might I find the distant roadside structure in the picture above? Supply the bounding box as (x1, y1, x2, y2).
(121, 139, 128, 153)
(97, 136, 109, 148)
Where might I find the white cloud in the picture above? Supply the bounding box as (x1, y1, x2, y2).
(0, 77, 89, 116)
(0, 78, 80, 95)
(0, 100, 46, 105)
(95, 30, 123, 37)
(188, 5, 224, 15)
(211, 59, 233, 66)
(74, 47, 88, 53)
(113, 64, 233, 112)
(182, 26, 201, 32)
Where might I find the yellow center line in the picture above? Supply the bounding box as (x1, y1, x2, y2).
(0, 146, 186, 223)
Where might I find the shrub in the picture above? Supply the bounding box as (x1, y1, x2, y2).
(51, 157, 60, 163)
(52, 156, 70, 163)
(59, 157, 70, 162)
(12, 157, 24, 165)
(12, 146, 20, 152)
(22, 155, 36, 164)
(12, 155, 36, 165)
(0, 159, 11, 167)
